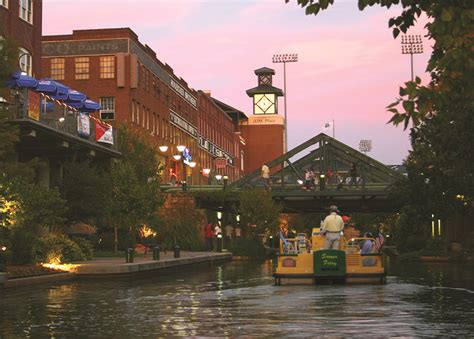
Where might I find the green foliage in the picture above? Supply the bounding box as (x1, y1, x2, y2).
(239, 188, 281, 236)
(463, 231, 474, 253)
(12, 178, 67, 231)
(60, 160, 109, 223)
(37, 233, 86, 263)
(0, 37, 19, 85)
(105, 126, 163, 239)
(71, 237, 94, 260)
(229, 237, 266, 258)
(422, 237, 447, 256)
(288, 212, 324, 234)
(392, 206, 429, 253)
(159, 196, 204, 250)
(8, 226, 37, 264)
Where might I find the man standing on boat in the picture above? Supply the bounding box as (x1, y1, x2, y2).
(322, 205, 344, 250)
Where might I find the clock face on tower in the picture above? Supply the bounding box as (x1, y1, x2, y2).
(254, 93, 276, 114)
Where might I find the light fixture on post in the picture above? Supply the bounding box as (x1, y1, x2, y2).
(401, 34, 423, 82)
(272, 53, 298, 154)
(159, 145, 168, 152)
(215, 174, 223, 181)
(202, 168, 211, 176)
(223, 175, 229, 190)
(176, 145, 186, 153)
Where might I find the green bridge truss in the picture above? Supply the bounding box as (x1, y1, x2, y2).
(161, 133, 405, 213)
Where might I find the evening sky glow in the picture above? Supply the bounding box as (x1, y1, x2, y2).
(43, 0, 431, 164)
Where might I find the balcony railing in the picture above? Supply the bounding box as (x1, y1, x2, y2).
(1, 89, 118, 151)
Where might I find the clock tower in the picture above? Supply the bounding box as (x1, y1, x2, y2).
(241, 67, 285, 174)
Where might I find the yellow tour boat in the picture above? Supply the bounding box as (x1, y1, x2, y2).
(274, 229, 387, 285)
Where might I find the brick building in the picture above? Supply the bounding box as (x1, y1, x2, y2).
(0, 0, 42, 77)
(41, 28, 246, 184)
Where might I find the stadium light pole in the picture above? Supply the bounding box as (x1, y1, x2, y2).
(272, 53, 298, 154)
(401, 35, 423, 82)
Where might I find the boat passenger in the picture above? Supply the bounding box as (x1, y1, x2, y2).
(360, 233, 374, 254)
(361, 232, 376, 266)
(321, 205, 344, 250)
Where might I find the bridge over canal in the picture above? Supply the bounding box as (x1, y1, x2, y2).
(161, 133, 405, 213)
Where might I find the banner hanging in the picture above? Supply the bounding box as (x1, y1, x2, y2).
(77, 113, 90, 137)
(95, 120, 114, 144)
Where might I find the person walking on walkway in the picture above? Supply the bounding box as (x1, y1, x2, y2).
(205, 223, 214, 251)
(322, 205, 344, 250)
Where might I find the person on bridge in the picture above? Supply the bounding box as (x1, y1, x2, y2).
(261, 163, 271, 191)
(321, 205, 345, 250)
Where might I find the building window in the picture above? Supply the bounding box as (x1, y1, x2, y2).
(1, 0, 8, 9)
(99, 97, 115, 120)
(75, 57, 89, 80)
(50, 58, 65, 80)
(19, 0, 32, 23)
(19, 47, 32, 76)
(100, 56, 115, 79)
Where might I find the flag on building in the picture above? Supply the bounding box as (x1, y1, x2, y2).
(323, 121, 333, 129)
(95, 120, 114, 144)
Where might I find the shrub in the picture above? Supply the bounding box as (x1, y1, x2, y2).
(71, 237, 94, 260)
(229, 237, 266, 258)
(9, 227, 37, 264)
(422, 238, 447, 256)
(37, 233, 86, 263)
(463, 231, 474, 253)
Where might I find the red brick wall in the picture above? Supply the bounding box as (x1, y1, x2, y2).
(0, 0, 42, 77)
(240, 123, 284, 174)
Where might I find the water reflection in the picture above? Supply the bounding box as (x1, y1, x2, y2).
(0, 261, 473, 337)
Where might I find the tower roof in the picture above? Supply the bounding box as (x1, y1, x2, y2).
(254, 67, 275, 75)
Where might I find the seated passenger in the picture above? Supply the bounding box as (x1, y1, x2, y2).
(361, 233, 376, 266)
(360, 232, 374, 254)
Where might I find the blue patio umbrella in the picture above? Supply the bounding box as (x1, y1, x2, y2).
(6, 71, 38, 88)
(67, 99, 101, 112)
(67, 89, 86, 102)
(37, 78, 69, 100)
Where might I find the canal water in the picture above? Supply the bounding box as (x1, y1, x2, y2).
(1, 260, 473, 337)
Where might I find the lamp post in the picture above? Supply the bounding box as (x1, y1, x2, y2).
(401, 35, 423, 82)
(272, 53, 298, 154)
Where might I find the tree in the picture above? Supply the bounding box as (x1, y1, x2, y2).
(0, 37, 19, 85)
(60, 160, 109, 223)
(239, 188, 281, 236)
(103, 125, 163, 251)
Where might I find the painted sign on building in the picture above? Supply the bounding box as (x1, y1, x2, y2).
(169, 79, 197, 109)
(170, 110, 235, 167)
(169, 110, 198, 138)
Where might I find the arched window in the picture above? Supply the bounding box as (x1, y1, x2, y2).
(19, 47, 32, 76)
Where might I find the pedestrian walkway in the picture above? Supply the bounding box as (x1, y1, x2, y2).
(2, 251, 231, 289)
(74, 251, 231, 275)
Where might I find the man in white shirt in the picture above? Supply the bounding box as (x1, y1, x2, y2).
(322, 205, 344, 250)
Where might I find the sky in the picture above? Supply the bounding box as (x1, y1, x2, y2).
(43, 0, 431, 165)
